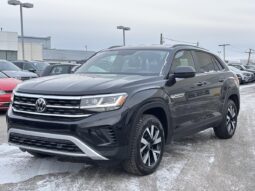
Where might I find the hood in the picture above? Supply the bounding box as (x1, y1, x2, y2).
(245, 69, 255, 73)
(16, 74, 163, 95)
(2, 70, 38, 79)
(0, 78, 21, 91)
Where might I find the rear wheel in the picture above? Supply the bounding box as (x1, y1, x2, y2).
(122, 114, 165, 175)
(214, 100, 238, 139)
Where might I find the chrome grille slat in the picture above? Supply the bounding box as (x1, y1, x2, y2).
(12, 93, 92, 118)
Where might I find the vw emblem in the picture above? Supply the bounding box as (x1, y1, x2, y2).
(35, 98, 47, 113)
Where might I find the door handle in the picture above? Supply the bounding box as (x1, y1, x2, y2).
(218, 79, 224, 82)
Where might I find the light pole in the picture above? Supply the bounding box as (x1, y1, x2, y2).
(117, 26, 130, 46)
(8, 0, 33, 60)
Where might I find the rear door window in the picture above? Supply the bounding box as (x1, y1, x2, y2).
(194, 51, 216, 73)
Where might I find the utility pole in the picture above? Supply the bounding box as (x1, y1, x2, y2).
(218, 44, 230, 62)
(160, 33, 164, 45)
(245, 48, 255, 65)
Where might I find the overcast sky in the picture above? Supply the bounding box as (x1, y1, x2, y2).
(1, 0, 255, 60)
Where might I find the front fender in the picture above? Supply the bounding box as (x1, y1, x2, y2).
(124, 88, 173, 143)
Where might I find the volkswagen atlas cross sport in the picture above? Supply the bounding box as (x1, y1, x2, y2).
(7, 45, 240, 175)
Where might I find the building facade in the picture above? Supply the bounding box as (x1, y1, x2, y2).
(0, 31, 18, 61)
(0, 31, 95, 63)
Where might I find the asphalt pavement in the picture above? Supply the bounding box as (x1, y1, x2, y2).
(0, 84, 255, 191)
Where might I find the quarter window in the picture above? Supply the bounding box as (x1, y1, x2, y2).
(212, 57, 224, 71)
(171, 51, 196, 73)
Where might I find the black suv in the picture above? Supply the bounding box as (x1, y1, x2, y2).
(7, 45, 240, 175)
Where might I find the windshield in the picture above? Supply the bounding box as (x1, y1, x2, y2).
(229, 66, 240, 72)
(0, 72, 7, 78)
(31, 61, 50, 70)
(0, 60, 21, 71)
(76, 50, 169, 75)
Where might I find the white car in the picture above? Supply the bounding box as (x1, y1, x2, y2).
(228, 66, 254, 83)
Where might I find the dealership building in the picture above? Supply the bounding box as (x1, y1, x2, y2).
(0, 31, 95, 63)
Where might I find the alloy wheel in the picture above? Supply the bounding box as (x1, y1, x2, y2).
(140, 124, 162, 167)
(226, 104, 237, 135)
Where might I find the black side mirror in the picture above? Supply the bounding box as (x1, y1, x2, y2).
(28, 69, 36, 73)
(174, 66, 196, 78)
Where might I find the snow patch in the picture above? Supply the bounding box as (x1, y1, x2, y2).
(0, 144, 85, 184)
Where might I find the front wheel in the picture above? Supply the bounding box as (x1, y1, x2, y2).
(122, 114, 165, 175)
(214, 100, 238, 139)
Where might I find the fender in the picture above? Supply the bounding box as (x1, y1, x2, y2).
(220, 77, 240, 114)
(124, 88, 174, 144)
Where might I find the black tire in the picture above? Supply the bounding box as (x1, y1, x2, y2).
(122, 114, 165, 175)
(214, 100, 238, 139)
(25, 150, 51, 158)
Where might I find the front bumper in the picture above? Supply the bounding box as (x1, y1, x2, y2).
(7, 108, 130, 161)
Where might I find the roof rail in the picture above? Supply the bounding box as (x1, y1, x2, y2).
(172, 44, 208, 50)
(108, 45, 123, 49)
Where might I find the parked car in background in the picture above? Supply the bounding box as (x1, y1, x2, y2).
(228, 63, 255, 75)
(243, 65, 255, 70)
(41, 63, 79, 76)
(0, 60, 38, 80)
(13, 60, 50, 76)
(0, 72, 21, 110)
(228, 66, 254, 83)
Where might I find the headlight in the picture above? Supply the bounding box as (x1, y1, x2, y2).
(80, 93, 128, 112)
(243, 73, 250, 76)
(0, 90, 6, 95)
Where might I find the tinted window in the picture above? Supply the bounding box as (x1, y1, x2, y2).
(195, 52, 216, 73)
(13, 62, 24, 69)
(31, 62, 49, 70)
(23, 62, 35, 70)
(50, 65, 70, 75)
(171, 50, 195, 73)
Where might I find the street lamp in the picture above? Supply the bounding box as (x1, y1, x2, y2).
(117, 26, 130, 46)
(8, 0, 34, 60)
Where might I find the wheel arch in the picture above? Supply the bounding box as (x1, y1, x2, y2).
(128, 100, 173, 144)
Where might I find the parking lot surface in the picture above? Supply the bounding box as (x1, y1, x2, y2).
(0, 84, 255, 191)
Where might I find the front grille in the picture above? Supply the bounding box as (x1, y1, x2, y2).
(9, 132, 83, 153)
(12, 93, 92, 118)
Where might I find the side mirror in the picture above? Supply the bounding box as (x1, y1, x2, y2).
(28, 69, 36, 73)
(174, 66, 196, 78)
